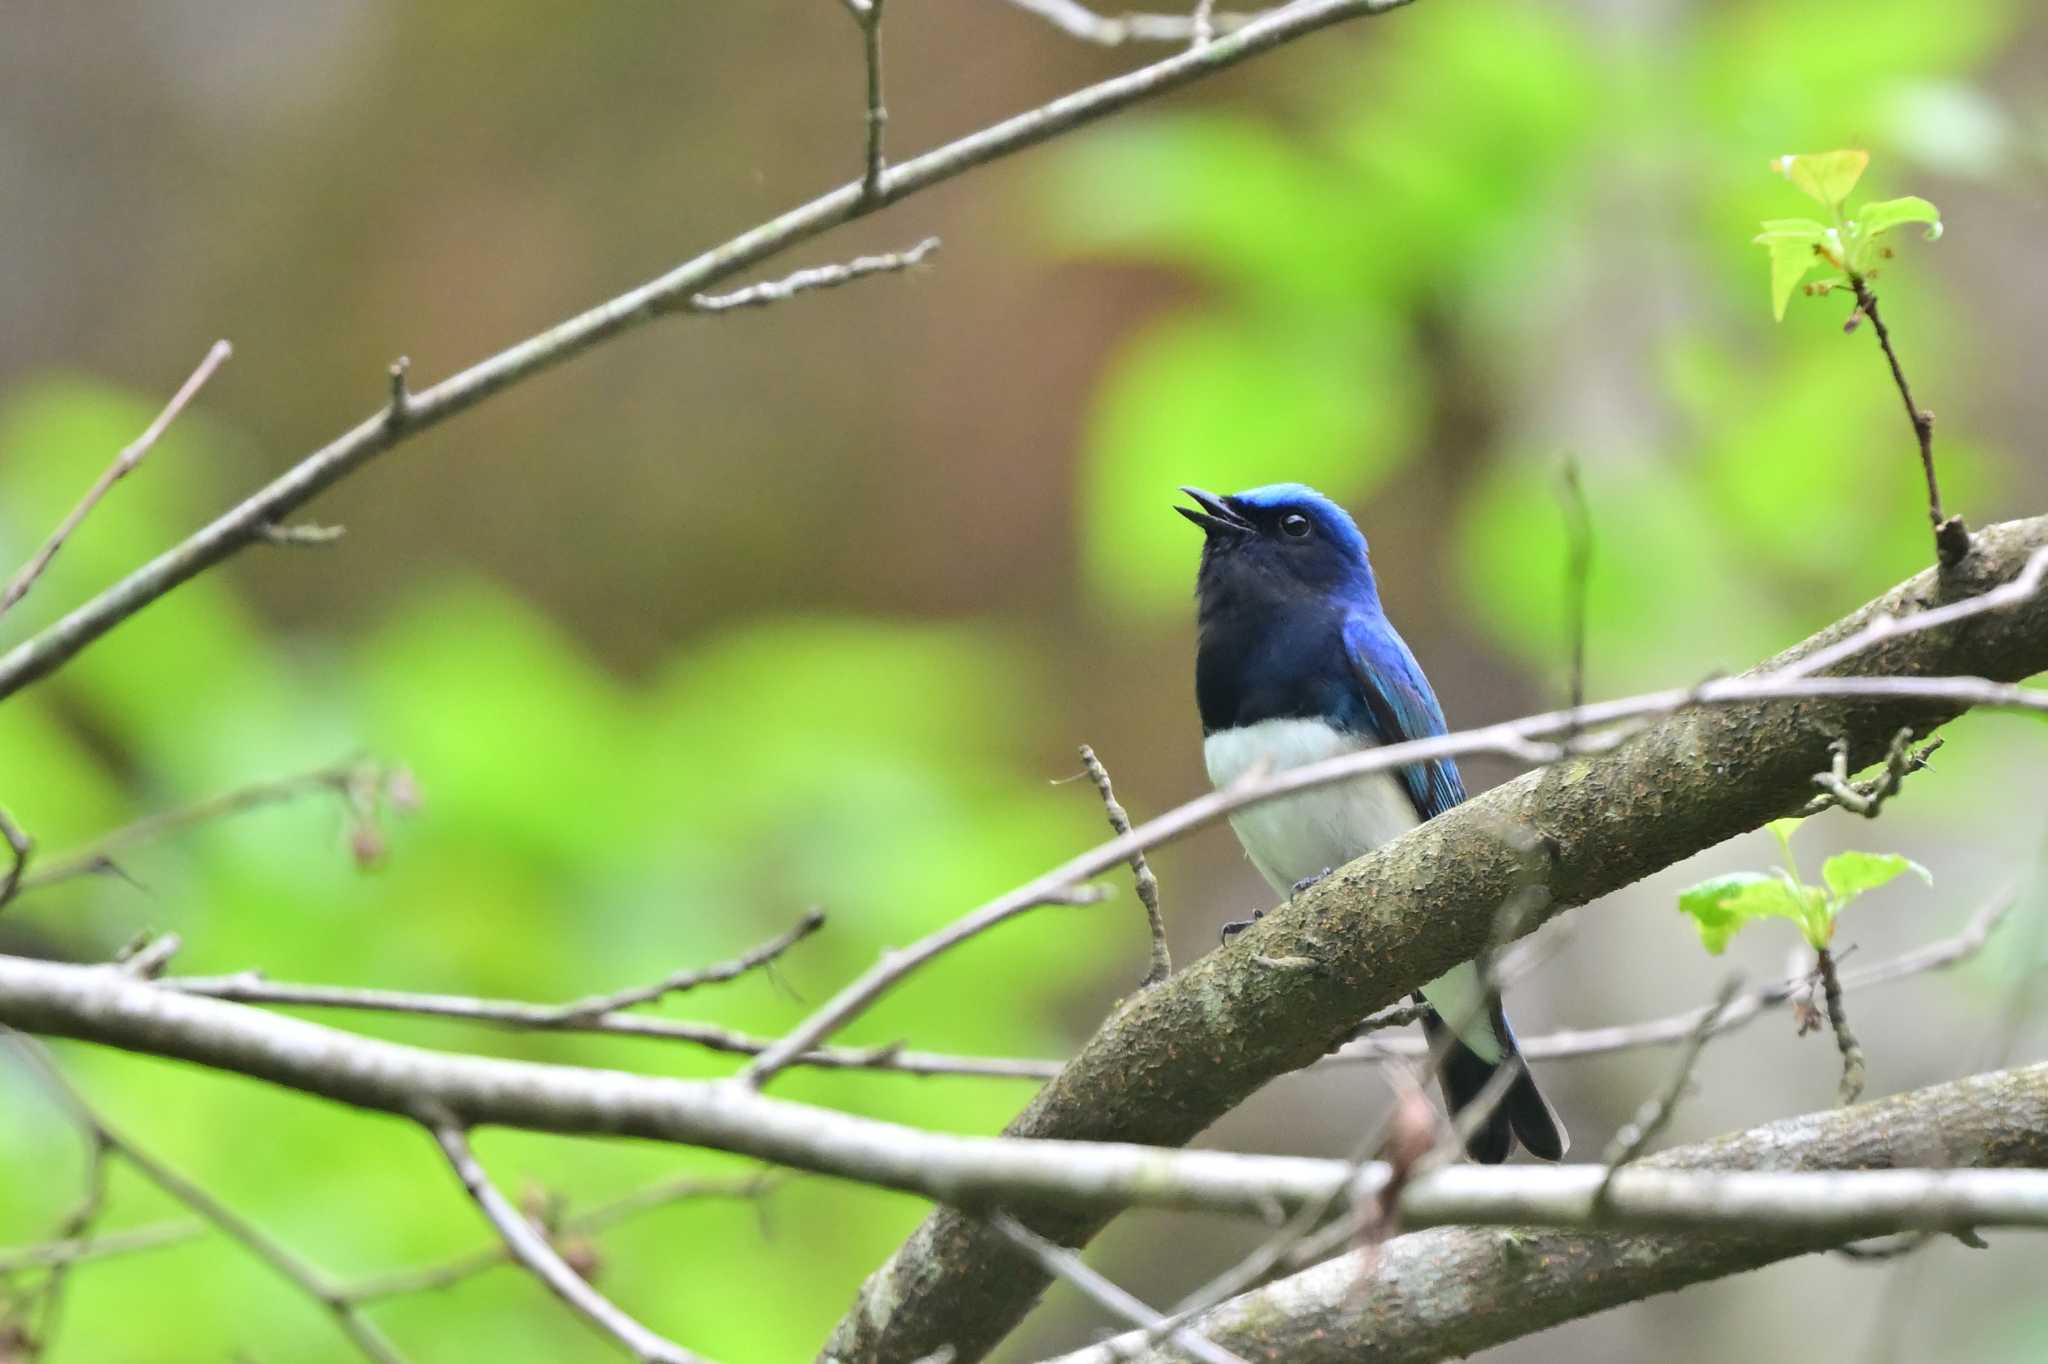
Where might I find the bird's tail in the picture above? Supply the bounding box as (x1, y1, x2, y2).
(1417, 994, 1567, 1164)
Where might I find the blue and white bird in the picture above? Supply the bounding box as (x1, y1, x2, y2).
(1179, 482, 1566, 1164)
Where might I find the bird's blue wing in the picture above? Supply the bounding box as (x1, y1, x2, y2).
(1342, 613, 1466, 822)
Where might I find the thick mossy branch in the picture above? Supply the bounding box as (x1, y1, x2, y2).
(1050, 1063, 2048, 1364)
(823, 514, 2048, 1364)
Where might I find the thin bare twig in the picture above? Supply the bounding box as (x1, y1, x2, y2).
(0, 341, 232, 624)
(343, 1173, 779, 1304)
(843, 0, 888, 201)
(385, 357, 412, 429)
(536, 911, 823, 1022)
(1804, 728, 1939, 818)
(12, 1125, 111, 1362)
(116, 932, 183, 981)
(1156, 1083, 1413, 1341)
(0, 1222, 201, 1276)
(1, 1034, 407, 1364)
(1817, 947, 1865, 1104)
(0, 1, 1419, 706)
(1248, 1045, 1543, 1287)
(16, 758, 393, 895)
(1783, 544, 2048, 680)
(1353, 1074, 1439, 1254)
(1836, 1231, 1941, 1262)
(1594, 978, 1742, 1211)
(428, 1124, 707, 1364)
(1847, 274, 1968, 566)
(0, 809, 29, 911)
(1078, 746, 1169, 987)
(1337, 1000, 1434, 1044)
(1330, 891, 2015, 1065)
(160, 970, 1063, 1079)
(985, 1214, 1248, 1364)
(737, 880, 1108, 1088)
(688, 238, 939, 314)
(1329, 923, 1554, 1050)
(1001, 0, 1263, 44)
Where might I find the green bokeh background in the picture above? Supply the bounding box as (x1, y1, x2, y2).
(2, 2, 2046, 1361)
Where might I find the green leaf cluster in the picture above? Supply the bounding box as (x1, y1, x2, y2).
(1753, 150, 1943, 319)
(1677, 818, 1930, 954)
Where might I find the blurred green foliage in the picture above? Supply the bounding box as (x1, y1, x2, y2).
(0, 379, 1121, 1361)
(1, 0, 2043, 1360)
(1049, 0, 2015, 692)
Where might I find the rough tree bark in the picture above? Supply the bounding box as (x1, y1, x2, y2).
(1044, 1063, 2048, 1364)
(821, 515, 2048, 1364)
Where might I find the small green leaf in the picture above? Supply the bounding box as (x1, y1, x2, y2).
(1822, 850, 1932, 905)
(1734, 876, 1832, 948)
(1793, 884, 1837, 948)
(1761, 237, 1818, 321)
(1855, 195, 1944, 241)
(1679, 872, 1807, 953)
(1774, 150, 1869, 209)
(1679, 872, 1770, 953)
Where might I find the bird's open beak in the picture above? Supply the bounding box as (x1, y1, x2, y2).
(1175, 486, 1253, 537)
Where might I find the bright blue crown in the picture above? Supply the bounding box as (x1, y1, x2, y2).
(1230, 483, 1368, 561)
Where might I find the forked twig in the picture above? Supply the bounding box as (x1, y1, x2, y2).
(427, 1123, 707, 1364)
(1078, 745, 1170, 986)
(2, 1034, 406, 1364)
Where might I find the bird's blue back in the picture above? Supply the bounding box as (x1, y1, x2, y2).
(1341, 612, 1466, 821)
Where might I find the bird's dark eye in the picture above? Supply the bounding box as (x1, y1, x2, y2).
(1280, 513, 1313, 539)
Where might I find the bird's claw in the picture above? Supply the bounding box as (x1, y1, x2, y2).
(1291, 868, 1333, 900)
(1219, 909, 1264, 943)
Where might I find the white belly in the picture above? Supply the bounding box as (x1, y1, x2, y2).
(1204, 718, 1419, 894)
(1205, 717, 1503, 1063)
